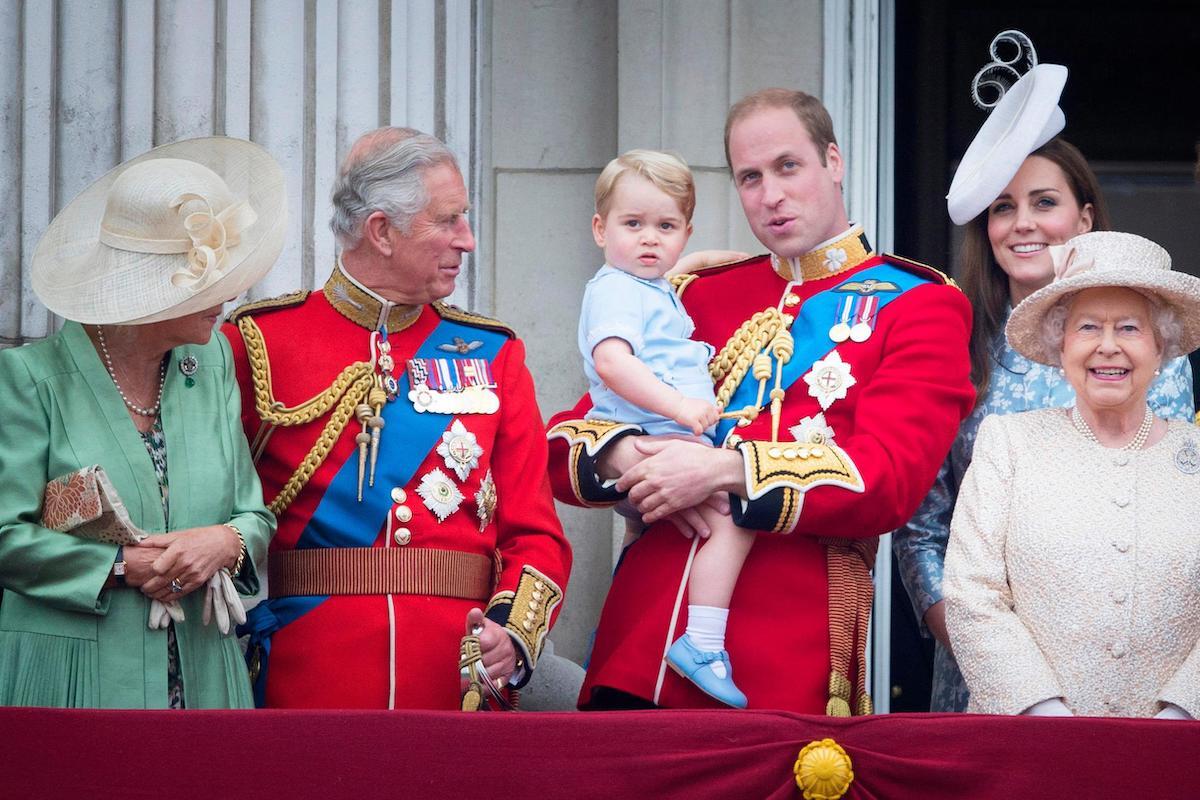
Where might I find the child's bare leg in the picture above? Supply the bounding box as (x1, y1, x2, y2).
(687, 505, 755, 608)
(664, 499, 753, 707)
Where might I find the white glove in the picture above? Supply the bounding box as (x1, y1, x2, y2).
(148, 599, 185, 630)
(202, 568, 246, 635)
(1021, 697, 1074, 717)
(1154, 703, 1193, 721)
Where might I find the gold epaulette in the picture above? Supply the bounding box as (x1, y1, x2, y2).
(433, 302, 515, 338)
(668, 272, 698, 297)
(882, 253, 961, 291)
(226, 290, 311, 323)
(668, 253, 766, 299)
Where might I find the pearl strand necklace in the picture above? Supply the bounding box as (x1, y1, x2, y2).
(96, 326, 167, 417)
(1070, 404, 1154, 451)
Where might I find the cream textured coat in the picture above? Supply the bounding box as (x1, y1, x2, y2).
(945, 408, 1200, 717)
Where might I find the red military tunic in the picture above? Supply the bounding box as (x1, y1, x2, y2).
(548, 227, 973, 713)
(224, 265, 570, 709)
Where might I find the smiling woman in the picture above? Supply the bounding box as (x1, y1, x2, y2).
(892, 60, 1195, 714)
(944, 230, 1200, 719)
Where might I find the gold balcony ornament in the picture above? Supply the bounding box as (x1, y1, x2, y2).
(794, 738, 854, 800)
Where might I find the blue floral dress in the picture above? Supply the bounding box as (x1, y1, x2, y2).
(139, 419, 185, 710)
(893, 310, 1195, 711)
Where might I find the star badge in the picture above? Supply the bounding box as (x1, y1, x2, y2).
(475, 469, 497, 532)
(803, 352, 856, 410)
(416, 467, 464, 522)
(789, 413, 837, 445)
(437, 420, 484, 481)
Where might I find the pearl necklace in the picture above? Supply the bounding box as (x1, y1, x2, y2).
(96, 326, 166, 417)
(1070, 405, 1154, 451)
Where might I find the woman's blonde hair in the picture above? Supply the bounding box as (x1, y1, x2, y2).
(595, 149, 695, 222)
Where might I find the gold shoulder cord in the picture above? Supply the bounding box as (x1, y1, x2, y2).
(710, 307, 794, 439)
(238, 316, 374, 515)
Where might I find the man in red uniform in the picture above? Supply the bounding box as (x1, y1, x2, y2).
(549, 89, 973, 713)
(225, 127, 570, 708)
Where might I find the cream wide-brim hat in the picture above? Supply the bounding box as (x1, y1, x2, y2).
(946, 63, 1068, 226)
(32, 136, 287, 325)
(1006, 231, 1200, 365)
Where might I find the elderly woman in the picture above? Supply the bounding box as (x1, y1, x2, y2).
(894, 58, 1193, 712)
(0, 137, 283, 708)
(944, 230, 1200, 719)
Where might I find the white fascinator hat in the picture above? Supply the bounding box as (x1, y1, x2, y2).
(31, 136, 287, 325)
(946, 31, 1067, 226)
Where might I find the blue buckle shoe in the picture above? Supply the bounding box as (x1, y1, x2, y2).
(665, 634, 748, 709)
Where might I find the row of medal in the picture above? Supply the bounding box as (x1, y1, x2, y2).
(408, 357, 500, 415)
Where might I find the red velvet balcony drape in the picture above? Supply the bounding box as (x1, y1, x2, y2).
(4, 708, 1197, 799)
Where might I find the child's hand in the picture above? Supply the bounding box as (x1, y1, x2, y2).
(673, 398, 719, 436)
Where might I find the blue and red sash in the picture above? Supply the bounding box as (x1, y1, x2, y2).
(714, 262, 932, 443)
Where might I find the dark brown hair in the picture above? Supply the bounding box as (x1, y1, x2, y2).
(959, 138, 1112, 403)
(723, 88, 837, 171)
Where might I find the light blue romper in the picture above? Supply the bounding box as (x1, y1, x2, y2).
(579, 265, 717, 439)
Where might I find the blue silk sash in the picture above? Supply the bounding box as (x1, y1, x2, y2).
(714, 262, 932, 443)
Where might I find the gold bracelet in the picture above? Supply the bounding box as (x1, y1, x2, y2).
(224, 523, 247, 575)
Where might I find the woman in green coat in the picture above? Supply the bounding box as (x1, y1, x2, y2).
(0, 137, 286, 708)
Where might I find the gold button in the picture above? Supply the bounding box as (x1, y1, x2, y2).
(534, 581, 545, 591)
(810, 446, 825, 458)
(394, 528, 412, 545)
(529, 600, 539, 610)
(391, 487, 407, 503)
(798, 447, 811, 459)
(782, 448, 797, 460)
(523, 621, 534, 632)
(525, 610, 536, 620)
(784, 293, 801, 307)
(394, 505, 412, 523)
(768, 447, 783, 458)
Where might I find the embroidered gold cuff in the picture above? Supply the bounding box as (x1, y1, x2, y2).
(548, 418, 641, 506)
(737, 439, 865, 501)
(548, 418, 641, 457)
(486, 565, 562, 669)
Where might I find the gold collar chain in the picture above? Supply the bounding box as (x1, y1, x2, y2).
(324, 261, 422, 333)
(770, 226, 874, 283)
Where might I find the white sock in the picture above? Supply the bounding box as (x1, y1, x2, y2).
(686, 605, 729, 652)
(685, 606, 730, 678)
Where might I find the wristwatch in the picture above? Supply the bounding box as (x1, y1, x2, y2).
(113, 545, 127, 587)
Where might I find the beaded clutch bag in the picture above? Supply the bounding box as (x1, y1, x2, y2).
(41, 465, 147, 545)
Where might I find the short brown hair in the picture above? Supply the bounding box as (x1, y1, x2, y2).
(594, 149, 696, 222)
(724, 88, 838, 170)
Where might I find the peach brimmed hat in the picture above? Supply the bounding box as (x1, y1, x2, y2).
(1006, 231, 1200, 365)
(32, 136, 286, 324)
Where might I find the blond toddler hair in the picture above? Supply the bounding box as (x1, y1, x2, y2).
(594, 149, 696, 222)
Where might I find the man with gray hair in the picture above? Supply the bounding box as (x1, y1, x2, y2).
(222, 127, 571, 709)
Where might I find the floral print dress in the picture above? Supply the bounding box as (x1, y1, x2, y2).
(893, 310, 1194, 711)
(139, 419, 185, 709)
